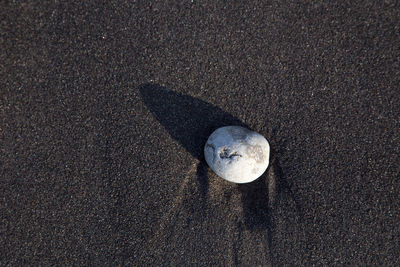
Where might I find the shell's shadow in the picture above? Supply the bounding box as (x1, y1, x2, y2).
(139, 83, 247, 159)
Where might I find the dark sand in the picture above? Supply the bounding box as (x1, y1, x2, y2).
(2, 1, 399, 265)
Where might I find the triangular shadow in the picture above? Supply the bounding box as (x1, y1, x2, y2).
(140, 83, 248, 159)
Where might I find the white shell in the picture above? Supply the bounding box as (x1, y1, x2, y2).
(204, 126, 270, 183)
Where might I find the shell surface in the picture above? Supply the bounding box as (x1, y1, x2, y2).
(204, 126, 270, 183)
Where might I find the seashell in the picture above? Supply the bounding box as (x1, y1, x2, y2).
(204, 126, 270, 183)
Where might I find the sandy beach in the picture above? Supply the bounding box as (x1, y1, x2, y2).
(2, 1, 399, 265)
